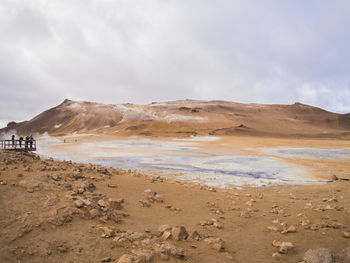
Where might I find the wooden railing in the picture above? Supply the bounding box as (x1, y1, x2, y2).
(0, 139, 36, 151)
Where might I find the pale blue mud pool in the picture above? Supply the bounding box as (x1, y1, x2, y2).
(261, 147, 350, 160)
(94, 155, 319, 187)
(37, 136, 330, 188)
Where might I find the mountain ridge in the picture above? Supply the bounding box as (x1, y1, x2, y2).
(1, 99, 350, 138)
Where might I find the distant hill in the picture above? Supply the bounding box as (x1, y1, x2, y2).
(1, 99, 350, 138)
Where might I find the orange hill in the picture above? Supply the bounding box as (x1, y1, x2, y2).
(1, 99, 350, 138)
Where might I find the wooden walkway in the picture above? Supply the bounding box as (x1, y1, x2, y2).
(0, 139, 36, 152)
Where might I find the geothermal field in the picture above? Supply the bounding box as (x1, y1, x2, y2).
(1, 99, 350, 263)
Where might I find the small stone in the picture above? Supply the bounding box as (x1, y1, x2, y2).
(286, 225, 297, 233)
(159, 242, 187, 259)
(153, 194, 163, 202)
(204, 237, 225, 251)
(117, 254, 138, 263)
(187, 230, 201, 241)
(56, 245, 69, 253)
(279, 242, 294, 254)
(89, 209, 100, 218)
(107, 184, 118, 188)
(98, 199, 107, 207)
(272, 252, 283, 260)
(213, 242, 225, 252)
(158, 224, 172, 234)
(144, 189, 153, 194)
(131, 249, 154, 262)
(51, 174, 61, 181)
(74, 200, 84, 208)
(171, 226, 188, 241)
(100, 227, 116, 238)
(214, 222, 224, 229)
(331, 174, 338, 181)
(161, 230, 172, 240)
(0, 180, 8, 185)
(343, 231, 350, 238)
(224, 252, 234, 260)
(101, 257, 113, 262)
(281, 225, 297, 234)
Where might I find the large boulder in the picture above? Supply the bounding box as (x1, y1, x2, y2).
(303, 248, 333, 263)
(334, 247, 350, 263)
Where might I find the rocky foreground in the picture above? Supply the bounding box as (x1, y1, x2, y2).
(0, 151, 350, 263)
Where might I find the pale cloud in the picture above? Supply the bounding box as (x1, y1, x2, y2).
(0, 0, 350, 128)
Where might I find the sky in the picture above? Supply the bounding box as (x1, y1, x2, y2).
(1, 0, 350, 128)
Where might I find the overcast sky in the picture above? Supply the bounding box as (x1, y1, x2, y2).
(1, 0, 350, 128)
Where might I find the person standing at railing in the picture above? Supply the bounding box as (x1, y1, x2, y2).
(19, 136, 23, 148)
(24, 135, 28, 149)
(11, 135, 15, 147)
(29, 135, 33, 148)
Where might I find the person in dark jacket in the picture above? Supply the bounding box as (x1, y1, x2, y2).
(19, 136, 23, 148)
(29, 135, 33, 148)
(24, 136, 28, 149)
(11, 135, 15, 147)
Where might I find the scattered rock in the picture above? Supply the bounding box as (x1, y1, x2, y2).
(200, 219, 214, 226)
(161, 230, 172, 240)
(117, 254, 138, 263)
(100, 227, 116, 238)
(214, 222, 224, 229)
(272, 240, 294, 254)
(144, 189, 153, 195)
(98, 199, 108, 208)
(109, 198, 124, 210)
(56, 245, 69, 253)
(89, 209, 100, 218)
(81, 180, 96, 192)
(272, 252, 283, 260)
(156, 242, 187, 259)
(343, 231, 350, 238)
(204, 237, 225, 251)
(171, 226, 189, 241)
(131, 249, 154, 262)
(107, 184, 118, 188)
(50, 174, 61, 181)
(187, 230, 201, 241)
(282, 225, 297, 234)
(101, 257, 113, 262)
(0, 180, 7, 185)
(74, 200, 84, 208)
(331, 174, 338, 181)
(152, 194, 163, 203)
(139, 200, 151, 207)
(158, 224, 172, 234)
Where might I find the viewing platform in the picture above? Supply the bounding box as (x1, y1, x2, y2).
(0, 140, 37, 152)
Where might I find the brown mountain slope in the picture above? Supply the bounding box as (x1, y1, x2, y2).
(1, 99, 350, 138)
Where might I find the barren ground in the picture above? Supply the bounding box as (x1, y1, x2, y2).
(1, 135, 350, 263)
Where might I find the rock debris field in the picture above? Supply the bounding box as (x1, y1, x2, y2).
(1, 151, 350, 263)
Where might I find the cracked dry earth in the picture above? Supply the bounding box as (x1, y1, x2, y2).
(0, 151, 350, 263)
